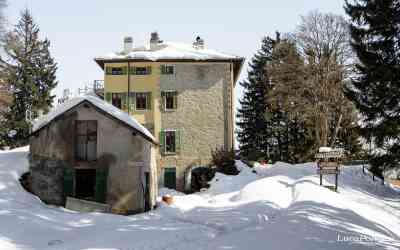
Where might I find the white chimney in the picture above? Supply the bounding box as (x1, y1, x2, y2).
(193, 36, 205, 49)
(150, 32, 162, 50)
(123, 36, 133, 54)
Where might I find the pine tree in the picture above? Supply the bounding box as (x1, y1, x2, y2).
(267, 35, 311, 163)
(0, 9, 58, 147)
(345, 1, 400, 174)
(236, 36, 275, 161)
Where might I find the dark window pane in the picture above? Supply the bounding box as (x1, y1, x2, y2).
(164, 92, 176, 110)
(165, 131, 176, 153)
(112, 93, 122, 109)
(162, 65, 174, 75)
(135, 67, 149, 75)
(136, 93, 148, 110)
(111, 67, 123, 75)
(76, 121, 87, 135)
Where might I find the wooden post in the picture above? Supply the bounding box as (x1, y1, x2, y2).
(320, 173, 323, 186)
(335, 167, 338, 192)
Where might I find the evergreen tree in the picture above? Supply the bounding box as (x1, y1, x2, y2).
(0, 9, 57, 147)
(345, 1, 400, 174)
(267, 35, 311, 163)
(236, 36, 275, 160)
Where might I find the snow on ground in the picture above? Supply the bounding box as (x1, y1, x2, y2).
(1, 148, 400, 250)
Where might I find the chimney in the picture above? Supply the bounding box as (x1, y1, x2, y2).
(150, 32, 162, 50)
(193, 36, 205, 49)
(123, 36, 133, 54)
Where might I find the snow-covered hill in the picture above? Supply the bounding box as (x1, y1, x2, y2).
(0, 147, 399, 250)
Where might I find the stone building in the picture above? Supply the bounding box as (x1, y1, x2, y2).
(29, 94, 158, 214)
(94, 33, 244, 191)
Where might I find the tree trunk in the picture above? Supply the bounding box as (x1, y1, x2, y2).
(330, 112, 343, 147)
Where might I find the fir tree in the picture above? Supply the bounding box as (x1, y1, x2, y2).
(267, 35, 311, 163)
(345, 0, 400, 174)
(0, 9, 57, 147)
(236, 36, 275, 160)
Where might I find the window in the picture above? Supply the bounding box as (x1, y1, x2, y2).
(161, 65, 175, 75)
(135, 92, 151, 110)
(112, 93, 122, 109)
(160, 130, 180, 154)
(165, 131, 176, 153)
(75, 120, 97, 161)
(106, 67, 127, 75)
(162, 91, 178, 111)
(131, 66, 152, 75)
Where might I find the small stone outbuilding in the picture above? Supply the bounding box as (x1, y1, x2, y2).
(29, 93, 158, 215)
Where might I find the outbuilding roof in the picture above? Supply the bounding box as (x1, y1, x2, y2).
(31, 93, 157, 144)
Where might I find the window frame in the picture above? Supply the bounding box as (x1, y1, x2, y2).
(75, 120, 98, 162)
(161, 65, 175, 75)
(162, 90, 178, 111)
(131, 66, 152, 75)
(164, 129, 177, 154)
(135, 92, 151, 111)
(106, 67, 127, 75)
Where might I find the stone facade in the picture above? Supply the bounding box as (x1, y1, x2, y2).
(29, 156, 68, 205)
(30, 101, 158, 214)
(159, 62, 234, 191)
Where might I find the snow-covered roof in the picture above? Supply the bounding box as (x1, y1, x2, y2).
(95, 42, 243, 62)
(31, 93, 156, 144)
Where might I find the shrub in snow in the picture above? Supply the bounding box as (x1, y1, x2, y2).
(212, 147, 239, 175)
(190, 166, 215, 192)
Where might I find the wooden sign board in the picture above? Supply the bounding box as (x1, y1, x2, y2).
(318, 161, 340, 168)
(317, 168, 339, 175)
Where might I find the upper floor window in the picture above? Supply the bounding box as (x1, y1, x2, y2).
(160, 130, 180, 154)
(161, 65, 175, 75)
(161, 91, 178, 111)
(75, 120, 97, 161)
(105, 66, 127, 75)
(131, 66, 152, 75)
(135, 92, 152, 110)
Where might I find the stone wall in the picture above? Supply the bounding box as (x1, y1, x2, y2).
(30, 102, 158, 213)
(159, 62, 233, 191)
(29, 155, 69, 205)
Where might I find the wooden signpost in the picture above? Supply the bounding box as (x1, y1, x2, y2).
(315, 148, 344, 192)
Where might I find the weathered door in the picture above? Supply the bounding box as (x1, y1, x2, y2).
(164, 167, 176, 189)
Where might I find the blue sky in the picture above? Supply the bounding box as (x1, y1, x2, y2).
(6, 0, 346, 104)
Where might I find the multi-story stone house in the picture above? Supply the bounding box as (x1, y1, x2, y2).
(94, 33, 244, 191)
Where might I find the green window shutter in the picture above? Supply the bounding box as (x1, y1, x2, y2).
(175, 130, 181, 154)
(121, 93, 128, 111)
(173, 92, 178, 109)
(105, 67, 112, 75)
(105, 92, 112, 103)
(129, 93, 135, 113)
(63, 168, 75, 198)
(147, 92, 152, 110)
(161, 91, 166, 111)
(164, 168, 176, 189)
(122, 66, 127, 75)
(160, 65, 166, 74)
(130, 66, 136, 75)
(147, 66, 152, 75)
(95, 167, 108, 203)
(159, 131, 165, 155)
